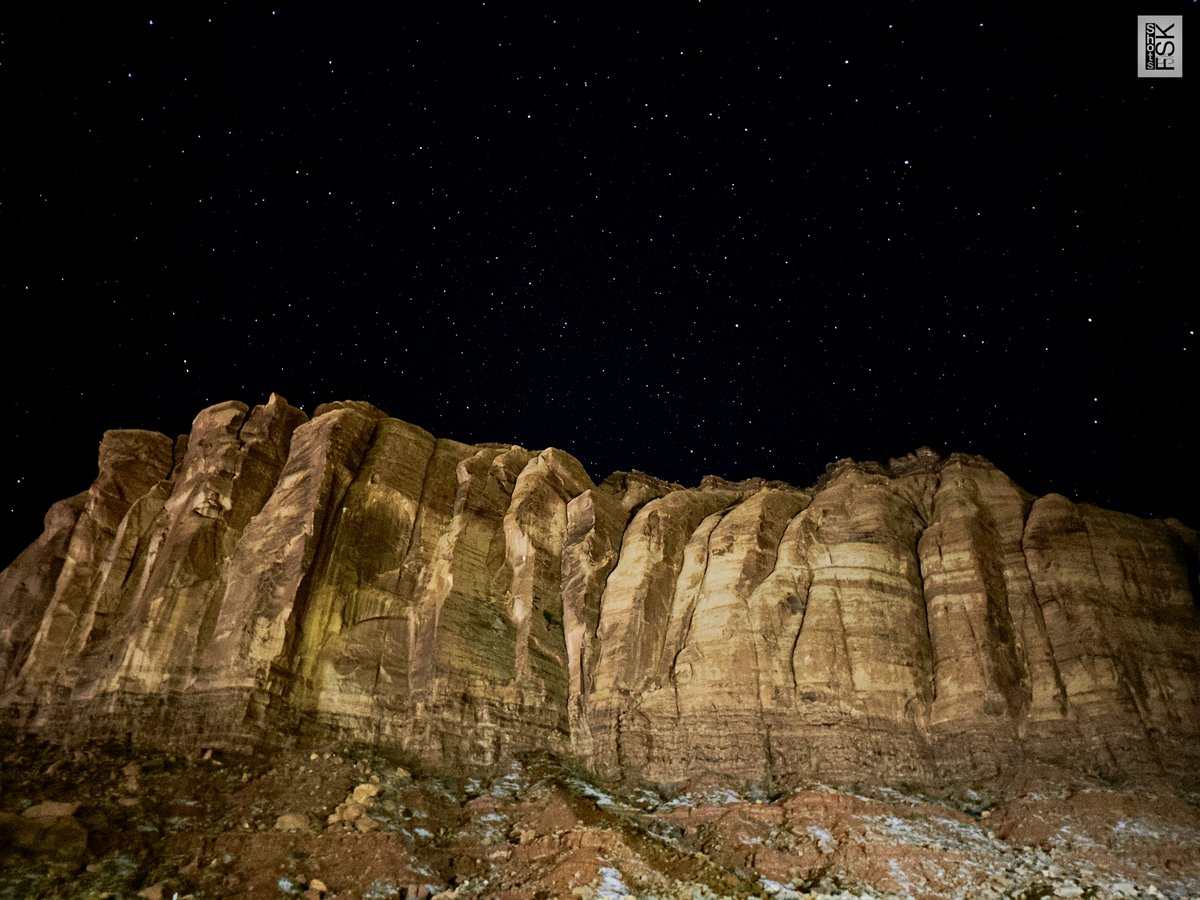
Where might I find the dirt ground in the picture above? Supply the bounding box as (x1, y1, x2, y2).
(2, 738, 1198, 899)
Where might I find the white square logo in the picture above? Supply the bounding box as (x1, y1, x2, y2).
(1139, 15, 1182, 77)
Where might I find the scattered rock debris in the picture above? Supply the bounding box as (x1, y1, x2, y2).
(1, 738, 1197, 899)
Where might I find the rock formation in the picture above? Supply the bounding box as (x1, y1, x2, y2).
(2, 396, 1198, 791)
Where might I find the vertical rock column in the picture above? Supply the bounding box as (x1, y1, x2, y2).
(71, 396, 307, 709)
(286, 418, 436, 733)
(584, 487, 744, 778)
(193, 403, 384, 745)
(629, 488, 810, 784)
(0, 492, 88, 694)
(562, 487, 632, 757)
(3, 430, 175, 712)
(402, 445, 529, 762)
(774, 467, 935, 783)
(1022, 495, 1200, 781)
(917, 462, 1036, 776)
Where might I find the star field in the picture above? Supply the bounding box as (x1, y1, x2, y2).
(2, 5, 1197, 558)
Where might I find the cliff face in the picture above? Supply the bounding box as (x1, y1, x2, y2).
(1, 396, 1198, 790)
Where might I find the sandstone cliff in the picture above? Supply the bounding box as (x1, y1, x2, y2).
(2, 396, 1198, 791)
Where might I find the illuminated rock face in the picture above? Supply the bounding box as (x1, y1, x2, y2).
(2, 397, 1198, 789)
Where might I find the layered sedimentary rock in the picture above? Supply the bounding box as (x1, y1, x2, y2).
(2, 397, 1198, 790)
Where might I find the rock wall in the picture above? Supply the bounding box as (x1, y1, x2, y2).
(2, 396, 1198, 790)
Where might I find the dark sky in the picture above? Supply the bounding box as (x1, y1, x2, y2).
(3, 4, 1197, 562)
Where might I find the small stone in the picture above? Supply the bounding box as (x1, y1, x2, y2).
(309, 878, 328, 892)
(300, 891, 322, 900)
(354, 814, 380, 833)
(352, 783, 380, 804)
(1054, 884, 1083, 899)
(310, 752, 319, 760)
(22, 801, 80, 818)
(274, 813, 311, 832)
(341, 801, 365, 821)
(136, 885, 165, 900)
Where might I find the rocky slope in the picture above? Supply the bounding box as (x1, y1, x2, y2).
(1, 395, 1198, 793)
(5, 737, 1198, 900)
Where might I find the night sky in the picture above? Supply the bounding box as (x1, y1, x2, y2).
(3, 5, 1197, 562)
